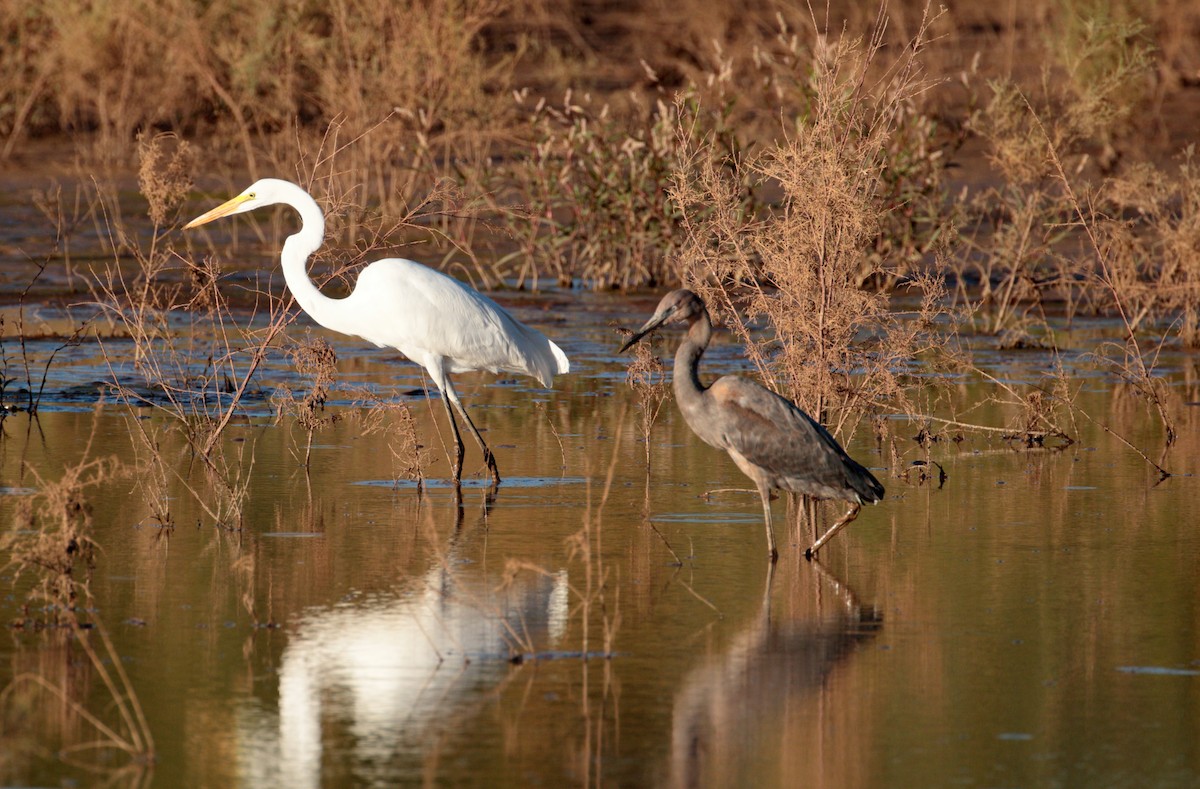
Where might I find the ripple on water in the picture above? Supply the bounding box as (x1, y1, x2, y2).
(352, 476, 588, 489)
(1117, 666, 1200, 676)
(649, 511, 762, 524)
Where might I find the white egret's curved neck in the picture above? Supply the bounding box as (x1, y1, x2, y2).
(277, 184, 336, 322)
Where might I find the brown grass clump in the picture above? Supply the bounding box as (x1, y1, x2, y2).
(91, 135, 288, 528)
(0, 0, 512, 166)
(309, 0, 512, 134)
(0, 441, 152, 772)
(647, 6, 1094, 466)
(138, 132, 195, 227)
(498, 87, 740, 289)
(957, 3, 1156, 336)
(0, 0, 198, 159)
(2, 455, 113, 627)
(1037, 135, 1179, 456)
(356, 391, 428, 489)
(623, 334, 669, 468)
(668, 9, 952, 436)
(216, 0, 516, 219)
(1101, 154, 1200, 349)
(290, 336, 338, 417)
(273, 335, 340, 468)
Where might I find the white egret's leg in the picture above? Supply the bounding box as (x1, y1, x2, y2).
(428, 362, 466, 484)
(805, 502, 862, 559)
(431, 362, 499, 486)
(450, 399, 500, 487)
(439, 390, 466, 484)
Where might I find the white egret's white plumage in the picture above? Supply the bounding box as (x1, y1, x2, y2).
(185, 178, 569, 485)
(620, 289, 883, 560)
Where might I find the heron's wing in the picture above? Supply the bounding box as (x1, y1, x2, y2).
(347, 259, 568, 384)
(709, 377, 884, 502)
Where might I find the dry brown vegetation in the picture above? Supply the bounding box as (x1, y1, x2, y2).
(0, 0, 1191, 493)
(1, 2, 1196, 510)
(0, 439, 154, 776)
(2, 453, 109, 626)
(624, 337, 669, 468)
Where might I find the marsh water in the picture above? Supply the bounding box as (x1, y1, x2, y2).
(2, 212, 1200, 787)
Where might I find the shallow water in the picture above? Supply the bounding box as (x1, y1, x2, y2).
(2, 289, 1200, 788)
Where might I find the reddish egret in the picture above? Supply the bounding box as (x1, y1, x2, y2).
(620, 289, 884, 559)
(186, 178, 569, 485)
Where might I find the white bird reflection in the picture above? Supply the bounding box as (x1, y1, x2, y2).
(236, 561, 569, 788)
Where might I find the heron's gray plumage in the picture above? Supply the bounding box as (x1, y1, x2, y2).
(620, 289, 885, 560)
(707, 378, 885, 504)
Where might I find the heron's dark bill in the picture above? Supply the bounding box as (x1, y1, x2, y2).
(618, 321, 662, 353)
(618, 309, 674, 353)
(618, 330, 650, 353)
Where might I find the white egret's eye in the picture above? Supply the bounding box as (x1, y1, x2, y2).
(247, 193, 256, 199)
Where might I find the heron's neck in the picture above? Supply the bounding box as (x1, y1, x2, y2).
(673, 309, 712, 406)
(279, 188, 338, 322)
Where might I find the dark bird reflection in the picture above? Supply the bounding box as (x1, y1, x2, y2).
(668, 560, 882, 788)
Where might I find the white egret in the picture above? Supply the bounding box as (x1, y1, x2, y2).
(185, 178, 569, 486)
(620, 289, 884, 560)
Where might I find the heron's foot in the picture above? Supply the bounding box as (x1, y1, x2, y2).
(482, 450, 501, 487)
(451, 446, 466, 487)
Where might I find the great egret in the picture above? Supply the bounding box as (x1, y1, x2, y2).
(620, 289, 884, 560)
(185, 178, 569, 486)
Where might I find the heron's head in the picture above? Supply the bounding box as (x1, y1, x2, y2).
(619, 289, 706, 352)
(183, 178, 296, 229)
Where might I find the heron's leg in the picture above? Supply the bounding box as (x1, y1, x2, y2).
(761, 551, 777, 616)
(755, 481, 778, 563)
(804, 502, 862, 559)
(452, 483, 464, 529)
(450, 398, 501, 487)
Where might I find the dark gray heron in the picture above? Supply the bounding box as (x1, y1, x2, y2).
(620, 289, 885, 560)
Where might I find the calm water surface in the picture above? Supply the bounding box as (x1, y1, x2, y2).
(2, 289, 1199, 788)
